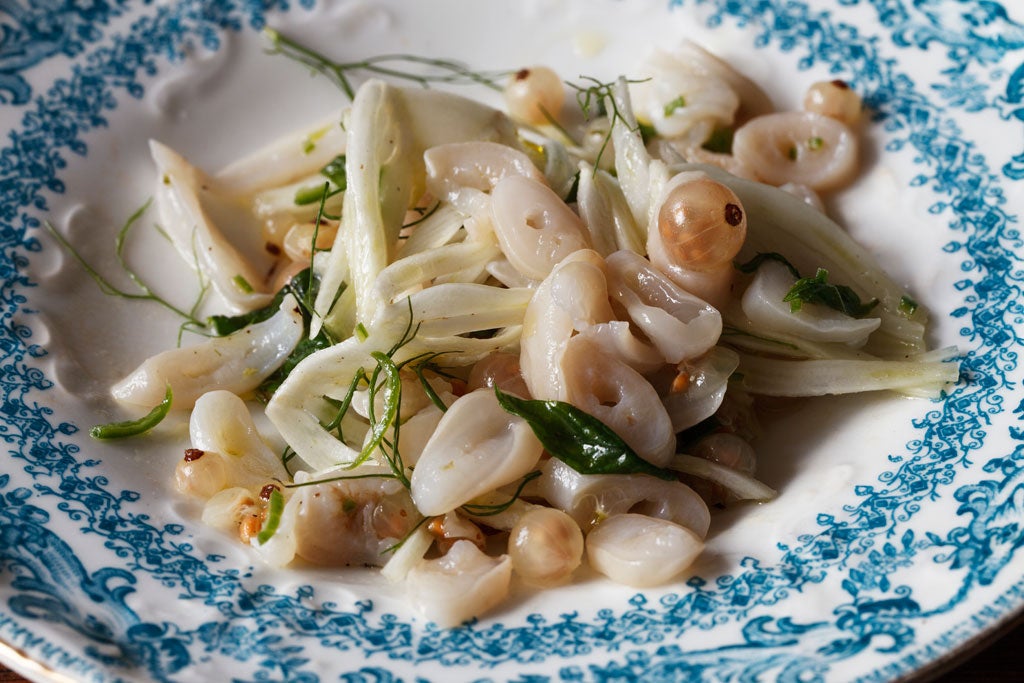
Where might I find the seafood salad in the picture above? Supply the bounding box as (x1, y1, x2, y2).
(68, 33, 960, 627)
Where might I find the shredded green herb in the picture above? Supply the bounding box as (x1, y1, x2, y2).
(294, 155, 347, 206)
(232, 274, 254, 293)
(256, 489, 285, 544)
(663, 94, 687, 117)
(90, 385, 173, 440)
(808, 136, 824, 150)
(265, 28, 505, 100)
(784, 267, 879, 317)
(460, 471, 542, 516)
(45, 201, 205, 328)
(737, 253, 878, 318)
(899, 295, 919, 316)
(702, 127, 734, 154)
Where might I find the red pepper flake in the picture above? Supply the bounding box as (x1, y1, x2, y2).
(183, 448, 205, 462)
(259, 484, 280, 501)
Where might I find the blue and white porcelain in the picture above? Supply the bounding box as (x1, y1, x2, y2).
(2, 0, 1023, 680)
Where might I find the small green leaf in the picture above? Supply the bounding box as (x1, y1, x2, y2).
(320, 154, 347, 189)
(232, 274, 254, 293)
(784, 268, 879, 317)
(494, 387, 675, 480)
(702, 127, 734, 154)
(899, 295, 919, 316)
(91, 385, 173, 439)
(663, 94, 687, 117)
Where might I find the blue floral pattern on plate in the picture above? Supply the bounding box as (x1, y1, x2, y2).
(1, 0, 1022, 681)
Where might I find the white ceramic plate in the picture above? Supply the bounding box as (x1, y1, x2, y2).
(2, 0, 1023, 680)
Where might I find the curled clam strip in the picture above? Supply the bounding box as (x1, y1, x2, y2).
(587, 513, 704, 587)
(741, 259, 881, 345)
(630, 44, 740, 144)
(605, 249, 722, 364)
(151, 141, 273, 312)
(410, 389, 543, 515)
(112, 294, 303, 409)
(519, 250, 611, 400)
(287, 464, 417, 567)
(560, 334, 677, 467)
(655, 346, 740, 432)
(539, 457, 711, 537)
(490, 175, 591, 281)
(405, 540, 513, 628)
(732, 111, 858, 191)
(188, 390, 288, 484)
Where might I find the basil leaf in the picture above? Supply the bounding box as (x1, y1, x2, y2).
(783, 267, 879, 318)
(737, 253, 878, 319)
(91, 385, 172, 439)
(494, 387, 675, 481)
(209, 268, 318, 336)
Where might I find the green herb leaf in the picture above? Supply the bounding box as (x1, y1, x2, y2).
(808, 136, 824, 150)
(232, 274, 254, 293)
(783, 267, 879, 317)
(256, 489, 285, 544)
(663, 94, 687, 117)
(90, 385, 173, 439)
(348, 351, 403, 471)
(899, 295, 919, 316)
(320, 154, 347, 189)
(460, 471, 542, 516)
(494, 387, 675, 481)
(735, 252, 801, 278)
(211, 267, 318, 334)
(702, 127, 734, 154)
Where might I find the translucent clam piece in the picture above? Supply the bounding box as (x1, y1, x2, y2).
(538, 457, 710, 537)
(112, 294, 303, 409)
(732, 111, 858, 191)
(519, 250, 611, 400)
(586, 513, 704, 587)
(606, 249, 723, 364)
(405, 540, 512, 628)
(409, 389, 543, 516)
(741, 259, 881, 345)
(424, 141, 545, 202)
(629, 46, 740, 144)
(290, 464, 417, 567)
(181, 390, 289, 495)
(490, 175, 591, 281)
(560, 335, 676, 467)
(656, 346, 740, 432)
